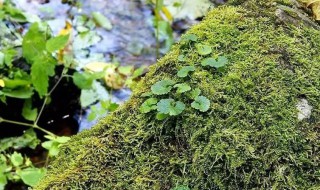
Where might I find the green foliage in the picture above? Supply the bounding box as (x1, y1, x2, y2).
(151, 79, 175, 95)
(201, 56, 228, 68)
(174, 83, 191, 93)
(177, 66, 195, 78)
(157, 99, 185, 116)
(22, 99, 38, 121)
(10, 152, 23, 167)
(0, 129, 39, 152)
(195, 43, 212, 55)
(30, 53, 56, 97)
(41, 135, 70, 157)
(22, 22, 49, 63)
(16, 168, 46, 187)
(0, 151, 46, 189)
(139, 98, 158, 113)
(190, 88, 201, 99)
(191, 95, 210, 112)
(35, 1, 320, 189)
(181, 34, 198, 42)
(87, 100, 119, 121)
(46, 34, 70, 52)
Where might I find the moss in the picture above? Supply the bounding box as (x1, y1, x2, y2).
(36, 1, 320, 189)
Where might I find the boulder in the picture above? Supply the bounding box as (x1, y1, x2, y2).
(36, 0, 320, 189)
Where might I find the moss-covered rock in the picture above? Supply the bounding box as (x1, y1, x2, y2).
(36, 0, 320, 189)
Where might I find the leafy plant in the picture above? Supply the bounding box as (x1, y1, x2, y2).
(139, 33, 230, 119)
(201, 56, 228, 68)
(177, 66, 195, 78)
(151, 79, 175, 95)
(157, 98, 185, 116)
(196, 43, 212, 55)
(174, 83, 191, 93)
(191, 95, 210, 112)
(140, 98, 158, 113)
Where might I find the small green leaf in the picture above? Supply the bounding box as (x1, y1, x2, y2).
(10, 152, 23, 167)
(190, 88, 201, 99)
(41, 141, 60, 157)
(3, 49, 17, 67)
(73, 72, 94, 90)
(201, 56, 228, 68)
(31, 54, 56, 97)
(157, 99, 173, 114)
(55, 136, 70, 144)
(196, 44, 212, 55)
(80, 89, 98, 107)
(174, 83, 191, 93)
(0, 171, 7, 190)
(46, 34, 69, 52)
(101, 100, 119, 112)
(191, 96, 210, 112)
(140, 98, 158, 113)
(169, 101, 185, 116)
(141, 92, 153, 97)
(151, 79, 175, 95)
(177, 66, 195, 78)
(92, 12, 112, 30)
(157, 99, 185, 116)
(2, 87, 33, 99)
(182, 34, 198, 42)
(22, 99, 38, 121)
(17, 167, 46, 187)
(22, 22, 48, 63)
(156, 113, 169, 120)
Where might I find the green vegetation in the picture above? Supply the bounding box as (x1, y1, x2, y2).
(0, 0, 146, 188)
(35, 0, 320, 189)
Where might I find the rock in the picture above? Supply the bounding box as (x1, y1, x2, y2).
(35, 0, 320, 189)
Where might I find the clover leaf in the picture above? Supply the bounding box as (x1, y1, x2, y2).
(151, 79, 175, 95)
(177, 66, 195, 78)
(139, 98, 158, 113)
(157, 99, 185, 116)
(201, 56, 228, 68)
(196, 44, 212, 55)
(174, 83, 191, 93)
(191, 96, 210, 112)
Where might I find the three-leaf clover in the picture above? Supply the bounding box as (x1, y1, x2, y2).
(151, 79, 175, 95)
(201, 56, 228, 68)
(139, 98, 158, 113)
(177, 66, 195, 78)
(174, 83, 191, 93)
(196, 44, 212, 55)
(157, 99, 185, 116)
(191, 96, 210, 112)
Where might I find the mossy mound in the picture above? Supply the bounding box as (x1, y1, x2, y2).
(36, 1, 320, 189)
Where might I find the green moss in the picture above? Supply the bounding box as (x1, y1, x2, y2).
(36, 1, 320, 189)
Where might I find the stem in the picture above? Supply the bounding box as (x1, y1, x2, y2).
(34, 71, 66, 126)
(1, 119, 55, 136)
(1, 119, 34, 128)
